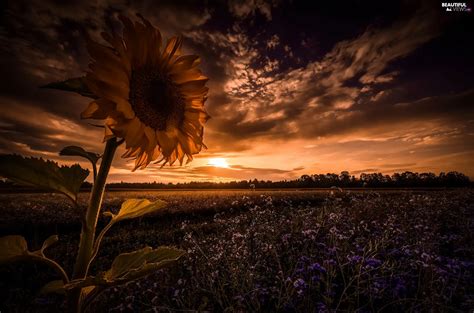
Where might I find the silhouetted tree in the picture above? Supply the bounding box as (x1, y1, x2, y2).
(0, 170, 471, 191)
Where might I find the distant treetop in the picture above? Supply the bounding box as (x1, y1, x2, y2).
(0, 171, 470, 191)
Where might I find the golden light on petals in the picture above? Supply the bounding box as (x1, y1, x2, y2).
(81, 14, 210, 170)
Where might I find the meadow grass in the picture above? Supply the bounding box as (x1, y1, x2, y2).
(1, 189, 473, 312)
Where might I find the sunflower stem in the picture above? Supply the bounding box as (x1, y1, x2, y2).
(68, 137, 118, 312)
(92, 162, 98, 182)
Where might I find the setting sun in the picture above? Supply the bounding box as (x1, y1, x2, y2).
(207, 158, 229, 168)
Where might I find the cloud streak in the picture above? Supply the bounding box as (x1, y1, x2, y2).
(0, 1, 473, 181)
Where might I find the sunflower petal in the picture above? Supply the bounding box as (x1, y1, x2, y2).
(119, 15, 138, 63)
(178, 131, 199, 155)
(122, 146, 141, 158)
(176, 144, 185, 165)
(86, 36, 120, 64)
(184, 98, 206, 110)
(168, 149, 178, 166)
(133, 21, 149, 67)
(178, 78, 209, 92)
(170, 55, 200, 73)
(85, 73, 129, 101)
(133, 152, 148, 171)
(172, 69, 206, 85)
(180, 86, 209, 99)
(115, 99, 135, 119)
(185, 111, 210, 127)
(150, 28, 163, 66)
(143, 126, 157, 151)
(81, 99, 115, 119)
(124, 118, 144, 148)
(100, 32, 131, 74)
(89, 61, 130, 85)
(161, 36, 182, 68)
(156, 130, 177, 155)
(104, 124, 115, 141)
(135, 15, 161, 66)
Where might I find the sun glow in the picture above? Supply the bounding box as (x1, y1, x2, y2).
(207, 158, 229, 168)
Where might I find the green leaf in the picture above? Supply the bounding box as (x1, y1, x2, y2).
(0, 235, 68, 283)
(0, 235, 28, 263)
(65, 246, 185, 289)
(104, 199, 167, 223)
(41, 77, 96, 99)
(90, 199, 168, 266)
(39, 280, 65, 295)
(107, 246, 183, 280)
(60, 146, 100, 165)
(0, 154, 89, 201)
(0, 235, 59, 263)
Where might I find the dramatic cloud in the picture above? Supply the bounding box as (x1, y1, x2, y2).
(227, 0, 279, 21)
(0, 0, 473, 181)
(197, 10, 443, 142)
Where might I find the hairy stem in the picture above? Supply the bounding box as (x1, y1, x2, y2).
(69, 137, 118, 312)
(92, 162, 98, 182)
(89, 220, 115, 265)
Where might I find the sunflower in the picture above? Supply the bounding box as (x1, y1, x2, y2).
(81, 14, 210, 170)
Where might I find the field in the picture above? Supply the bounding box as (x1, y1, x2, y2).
(1, 189, 473, 312)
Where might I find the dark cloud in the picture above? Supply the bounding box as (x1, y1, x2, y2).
(227, 0, 280, 21)
(379, 163, 417, 169)
(298, 88, 474, 139)
(229, 10, 442, 138)
(0, 98, 104, 159)
(0, 0, 473, 181)
(350, 169, 379, 175)
(184, 4, 468, 148)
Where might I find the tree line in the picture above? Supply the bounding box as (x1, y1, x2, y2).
(0, 171, 471, 191)
(100, 171, 471, 189)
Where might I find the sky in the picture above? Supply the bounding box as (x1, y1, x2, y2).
(0, 0, 473, 183)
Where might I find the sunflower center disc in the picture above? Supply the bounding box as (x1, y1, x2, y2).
(129, 67, 184, 131)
